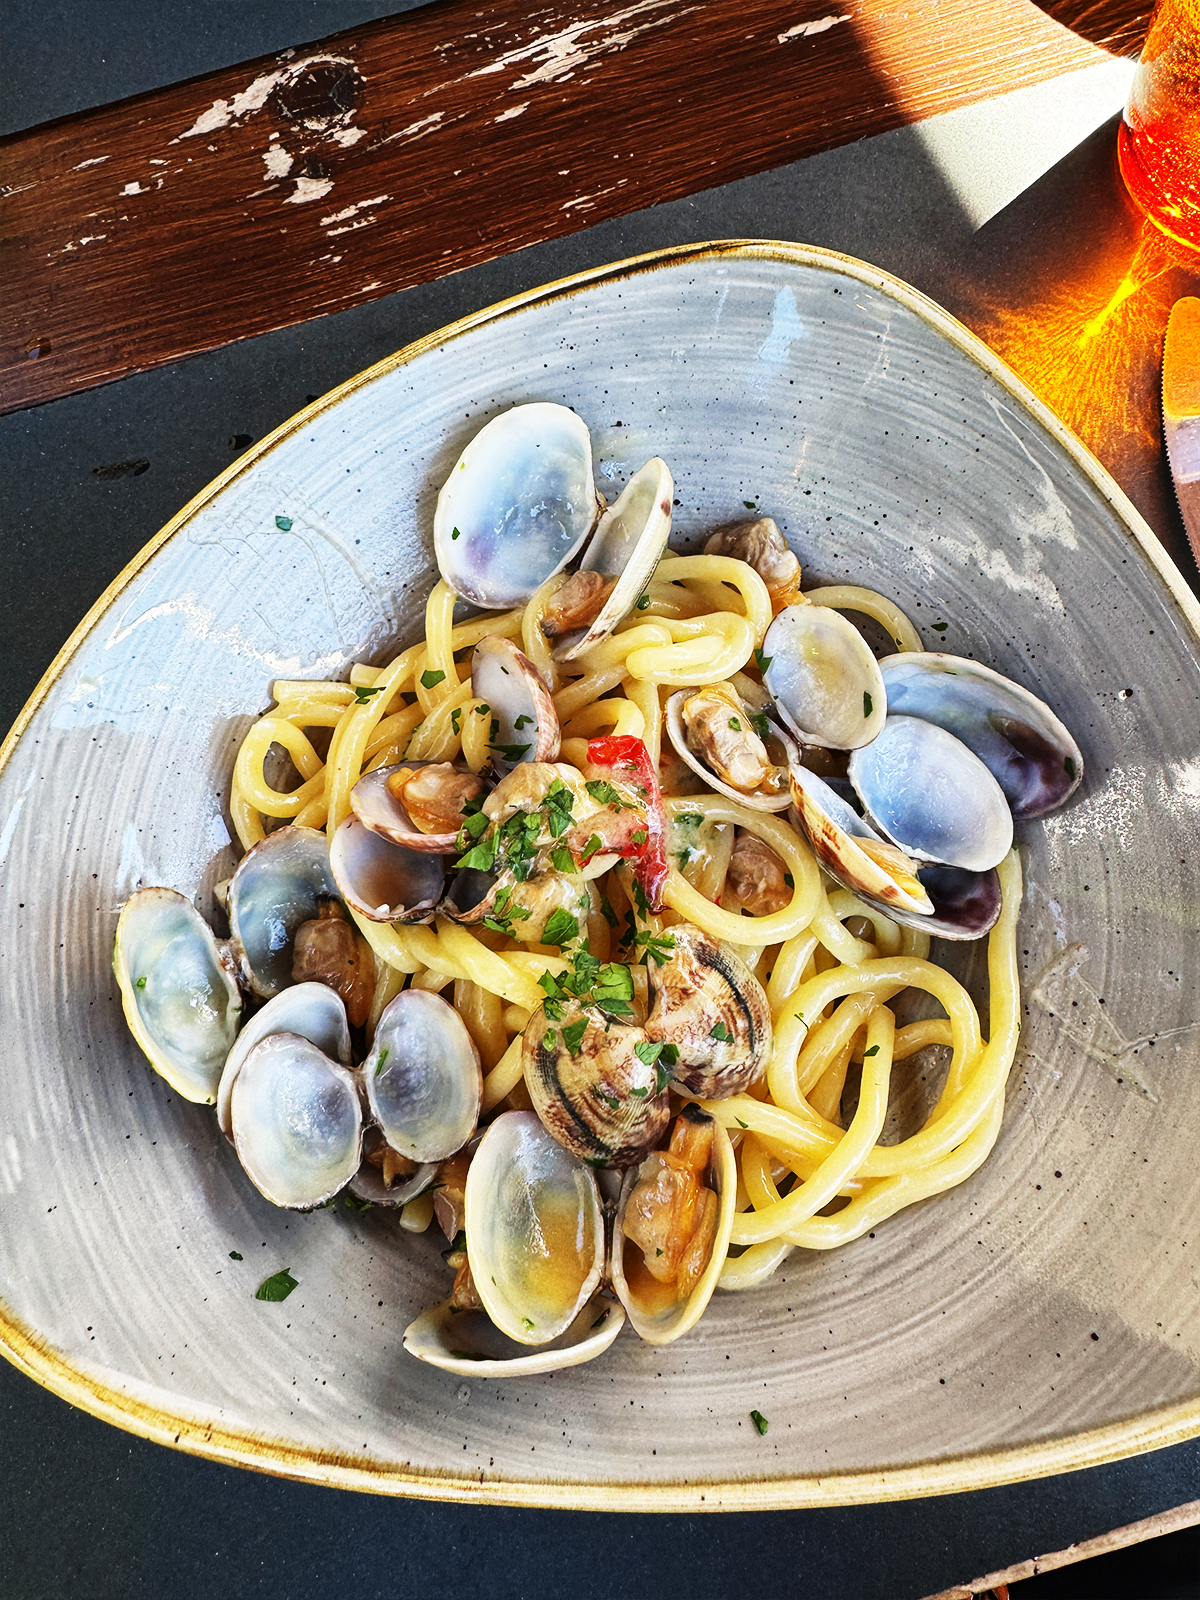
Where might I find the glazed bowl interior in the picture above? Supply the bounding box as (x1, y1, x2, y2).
(1, 242, 1198, 1509)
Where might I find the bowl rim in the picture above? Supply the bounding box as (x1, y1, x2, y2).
(3, 238, 1199, 1509)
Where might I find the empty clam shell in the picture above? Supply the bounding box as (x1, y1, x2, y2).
(329, 815, 445, 922)
(611, 1107, 736, 1345)
(465, 1110, 606, 1345)
(362, 989, 482, 1164)
(228, 825, 340, 998)
(878, 653, 1083, 817)
(471, 636, 560, 772)
(112, 887, 243, 1104)
(762, 604, 886, 749)
(403, 1292, 625, 1376)
(434, 403, 602, 609)
(848, 715, 1014, 873)
(230, 1032, 363, 1210)
(552, 456, 673, 660)
(216, 981, 351, 1137)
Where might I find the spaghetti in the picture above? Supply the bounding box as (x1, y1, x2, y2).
(228, 555, 1024, 1293)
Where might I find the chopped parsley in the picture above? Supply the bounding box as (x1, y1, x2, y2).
(728, 717, 741, 732)
(750, 710, 770, 739)
(489, 742, 532, 763)
(931, 621, 948, 633)
(514, 713, 533, 729)
(255, 1268, 299, 1303)
(676, 812, 705, 827)
(743, 500, 757, 510)
(451, 526, 462, 540)
(863, 1044, 880, 1058)
(863, 691, 873, 718)
(630, 829, 648, 846)
(341, 1192, 374, 1212)
(634, 1040, 666, 1068)
(542, 908, 580, 947)
(633, 929, 676, 967)
(550, 844, 575, 874)
(353, 684, 383, 704)
(754, 646, 773, 674)
(274, 514, 293, 531)
(228, 1250, 243, 1260)
(750, 1409, 769, 1436)
(450, 707, 461, 734)
(1064, 756, 1077, 780)
(541, 778, 575, 837)
(598, 894, 618, 928)
(585, 779, 637, 811)
(783, 873, 795, 889)
(474, 702, 490, 715)
(561, 1017, 588, 1054)
(135, 975, 147, 989)
(735, 1118, 748, 1130)
(636, 593, 651, 609)
(710, 1021, 733, 1043)
(375, 1047, 390, 1073)
(421, 668, 446, 690)
(579, 832, 605, 864)
(543, 1029, 558, 1049)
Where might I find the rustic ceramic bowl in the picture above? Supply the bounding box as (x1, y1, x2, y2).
(2, 243, 1198, 1509)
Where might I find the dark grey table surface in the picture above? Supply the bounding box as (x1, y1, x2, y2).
(3, 6, 1199, 1598)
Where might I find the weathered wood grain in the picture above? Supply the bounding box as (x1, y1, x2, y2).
(0, 0, 1148, 412)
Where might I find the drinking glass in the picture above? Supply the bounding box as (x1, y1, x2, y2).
(1117, 0, 1200, 249)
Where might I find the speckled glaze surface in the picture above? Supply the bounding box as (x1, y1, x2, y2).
(2, 242, 1198, 1509)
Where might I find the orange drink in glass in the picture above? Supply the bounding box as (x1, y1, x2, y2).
(1117, 0, 1200, 249)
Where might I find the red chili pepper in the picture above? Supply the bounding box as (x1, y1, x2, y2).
(585, 735, 669, 912)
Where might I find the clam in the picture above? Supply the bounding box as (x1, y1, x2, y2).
(348, 1127, 438, 1207)
(361, 990, 482, 1164)
(464, 1110, 606, 1345)
(434, 403, 602, 609)
(547, 457, 673, 660)
(471, 636, 560, 772)
(229, 1032, 363, 1209)
(403, 1293, 625, 1376)
(703, 516, 802, 609)
(611, 1105, 736, 1345)
(664, 684, 792, 811)
(351, 762, 486, 853)
(112, 887, 243, 1104)
(644, 924, 772, 1099)
(216, 981, 351, 1137)
(523, 1003, 671, 1168)
(788, 763, 1002, 938)
(878, 653, 1083, 817)
(228, 825, 341, 997)
(848, 715, 1013, 873)
(762, 604, 886, 750)
(328, 815, 445, 922)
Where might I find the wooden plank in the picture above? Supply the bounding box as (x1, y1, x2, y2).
(0, 0, 1145, 412)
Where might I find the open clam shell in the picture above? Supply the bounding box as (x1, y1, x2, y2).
(403, 1293, 625, 1376)
(878, 653, 1083, 817)
(663, 687, 793, 811)
(228, 825, 340, 998)
(788, 763, 933, 918)
(552, 456, 673, 660)
(329, 815, 445, 922)
(848, 714, 1014, 872)
(434, 402, 602, 609)
(112, 887, 243, 1104)
(762, 604, 886, 749)
(216, 981, 351, 1137)
(471, 636, 560, 772)
(611, 1108, 736, 1346)
(465, 1110, 606, 1346)
(362, 990, 482, 1164)
(230, 1032, 363, 1210)
(351, 762, 485, 854)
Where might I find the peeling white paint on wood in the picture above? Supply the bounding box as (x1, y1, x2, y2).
(262, 145, 295, 180)
(494, 102, 530, 123)
(285, 175, 336, 205)
(330, 127, 366, 147)
(121, 181, 145, 195)
(320, 195, 390, 226)
(776, 14, 851, 43)
(72, 156, 110, 171)
(462, 0, 694, 92)
(380, 111, 444, 146)
(172, 54, 355, 142)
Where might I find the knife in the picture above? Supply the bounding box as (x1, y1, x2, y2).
(1163, 296, 1200, 570)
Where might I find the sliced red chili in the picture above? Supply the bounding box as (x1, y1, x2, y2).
(585, 735, 669, 911)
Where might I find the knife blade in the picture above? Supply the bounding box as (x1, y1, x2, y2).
(1163, 296, 1200, 570)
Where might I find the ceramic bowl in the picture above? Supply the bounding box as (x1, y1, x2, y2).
(2, 242, 1198, 1509)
